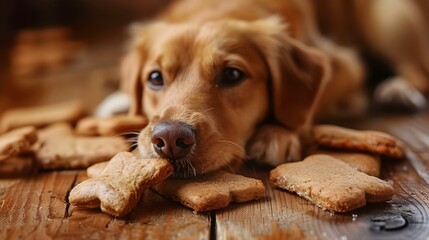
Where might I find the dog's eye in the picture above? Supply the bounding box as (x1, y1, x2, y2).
(218, 67, 246, 87)
(147, 71, 164, 90)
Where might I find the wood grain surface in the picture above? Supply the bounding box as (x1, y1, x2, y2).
(0, 171, 211, 240)
(1, 113, 428, 239)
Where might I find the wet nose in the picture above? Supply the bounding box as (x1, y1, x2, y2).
(151, 121, 196, 160)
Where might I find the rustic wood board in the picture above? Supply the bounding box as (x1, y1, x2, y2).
(0, 171, 211, 240)
(0, 115, 428, 239)
(1, 115, 428, 239)
(0, 171, 78, 239)
(214, 112, 429, 240)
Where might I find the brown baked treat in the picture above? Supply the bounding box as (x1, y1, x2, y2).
(152, 171, 266, 212)
(0, 126, 38, 161)
(0, 156, 35, 178)
(75, 115, 148, 136)
(312, 125, 405, 159)
(308, 148, 381, 177)
(0, 100, 85, 133)
(69, 152, 173, 217)
(270, 154, 394, 212)
(35, 123, 129, 169)
(86, 149, 148, 178)
(87, 161, 108, 178)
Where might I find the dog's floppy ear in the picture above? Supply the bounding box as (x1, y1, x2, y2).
(252, 17, 330, 130)
(120, 50, 143, 115)
(120, 22, 157, 116)
(120, 21, 167, 116)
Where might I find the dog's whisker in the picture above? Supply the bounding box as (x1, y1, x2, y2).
(125, 137, 139, 143)
(217, 139, 242, 149)
(121, 131, 141, 136)
(170, 153, 197, 178)
(126, 141, 139, 146)
(216, 140, 245, 157)
(127, 138, 139, 146)
(200, 108, 215, 115)
(190, 148, 203, 176)
(114, 132, 140, 138)
(185, 161, 195, 178)
(184, 155, 197, 177)
(129, 143, 139, 149)
(223, 162, 237, 173)
(178, 159, 188, 178)
(125, 136, 138, 141)
(127, 134, 139, 138)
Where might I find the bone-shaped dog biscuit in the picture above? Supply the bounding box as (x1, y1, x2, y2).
(307, 148, 381, 177)
(75, 115, 148, 136)
(87, 161, 108, 178)
(87, 164, 266, 213)
(313, 125, 405, 159)
(0, 100, 85, 133)
(0, 126, 38, 161)
(69, 152, 173, 217)
(35, 123, 129, 169)
(270, 154, 394, 212)
(88, 164, 266, 212)
(152, 171, 266, 212)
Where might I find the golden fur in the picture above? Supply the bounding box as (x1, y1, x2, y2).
(120, 0, 429, 177)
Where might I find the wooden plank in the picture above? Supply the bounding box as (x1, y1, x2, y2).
(365, 113, 429, 183)
(14, 171, 212, 240)
(62, 171, 211, 240)
(363, 112, 429, 154)
(215, 165, 429, 239)
(0, 171, 78, 239)
(0, 179, 19, 198)
(215, 114, 429, 239)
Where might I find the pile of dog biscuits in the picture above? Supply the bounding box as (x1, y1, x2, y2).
(270, 125, 404, 212)
(1, 100, 405, 216)
(0, 100, 147, 176)
(0, 100, 266, 217)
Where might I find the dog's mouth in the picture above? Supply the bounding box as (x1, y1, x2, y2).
(137, 111, 245, 179)
(167, 155, 198, 178)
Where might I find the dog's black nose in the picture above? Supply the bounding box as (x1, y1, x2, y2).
(151, 121, 195, 160)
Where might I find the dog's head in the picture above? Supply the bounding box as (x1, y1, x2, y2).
(121, 17, 329, 178)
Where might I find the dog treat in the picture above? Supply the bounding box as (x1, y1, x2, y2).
(270, 154, 394, 212)
(152, 171, 266, 212)
(75, 115, 148, 136)
(308, 148, 381, 177)
(0, 126, 38, 161)
(0, 156, 35, 178)
(69, 152, 173, 217)
(312, 125, 405, 159)
(87, 161, 109, 178)
(35, 123, 129, 169)
(0, 100, 85, 133)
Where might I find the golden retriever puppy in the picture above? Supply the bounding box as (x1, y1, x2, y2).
(114, 0, 428, 177)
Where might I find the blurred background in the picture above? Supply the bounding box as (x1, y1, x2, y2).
(1, 0, 429, 116)
(0, 0, 171, 113)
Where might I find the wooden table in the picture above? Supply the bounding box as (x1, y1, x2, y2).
(1, 31, 429, 240)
